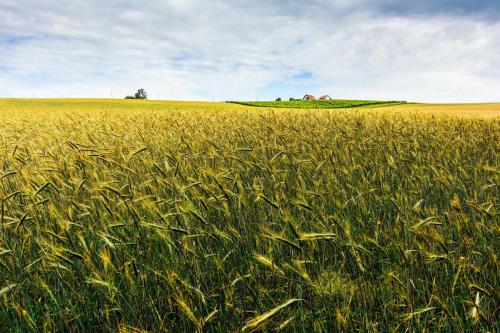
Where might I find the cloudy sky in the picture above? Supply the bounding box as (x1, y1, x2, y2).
(1, 0, 499, 102)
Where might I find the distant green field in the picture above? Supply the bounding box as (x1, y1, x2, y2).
(228, 99, 407, 109)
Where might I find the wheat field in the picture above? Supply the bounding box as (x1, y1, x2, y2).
(0, 99, 498, 332)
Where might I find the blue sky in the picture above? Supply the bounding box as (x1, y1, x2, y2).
(1, 0, 499, 102)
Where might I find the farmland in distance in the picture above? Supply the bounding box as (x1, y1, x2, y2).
(228, 99, 406, 109)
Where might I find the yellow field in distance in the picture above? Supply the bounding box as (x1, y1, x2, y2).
(0, 98, 499, 118)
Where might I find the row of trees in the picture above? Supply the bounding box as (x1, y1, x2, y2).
(275, 97, 301, 101)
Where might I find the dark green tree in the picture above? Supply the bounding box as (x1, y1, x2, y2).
(135, 89, 148, 100)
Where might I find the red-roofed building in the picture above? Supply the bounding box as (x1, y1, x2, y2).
(303, 94, 316, 100)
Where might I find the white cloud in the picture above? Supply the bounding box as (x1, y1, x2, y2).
(0, 0, 499, 102)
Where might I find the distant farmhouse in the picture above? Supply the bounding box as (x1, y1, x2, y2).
(303, 94, 332, 101)
(303, 94, 317, 100)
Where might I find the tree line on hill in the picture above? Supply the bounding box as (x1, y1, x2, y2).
(275, 97, 303, 101)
